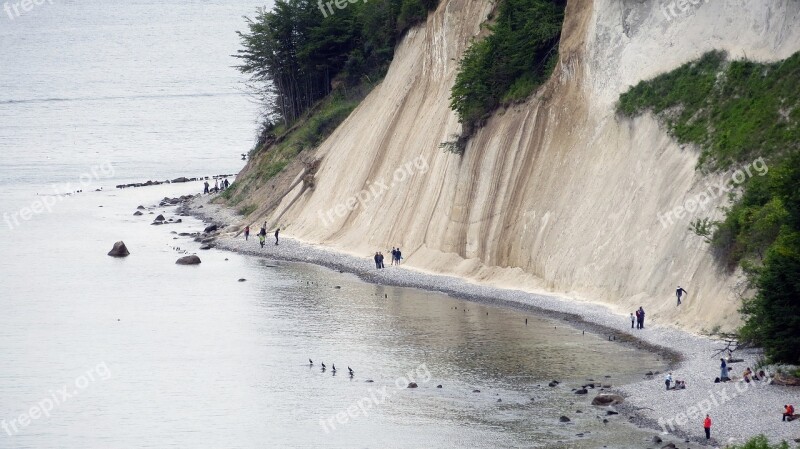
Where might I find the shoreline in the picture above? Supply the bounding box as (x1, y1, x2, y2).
(179, 192, 798, 446)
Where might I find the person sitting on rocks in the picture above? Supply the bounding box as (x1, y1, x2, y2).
(743, 367, 753, 383)
(783, 404, 795, 422)
(674, 379, 686, 389)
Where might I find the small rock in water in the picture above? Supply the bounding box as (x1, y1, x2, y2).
(238, 278, 246, 282)
(107, 241, 130, 257)
(472, 389, 480, 393)
(407, 382, 418, 388)
(154, 214, 165, 222)
(652, 435, 663, 444)
(334, 286, 341, 289)
(436, 385, 442, 388)
(176, 255, 201, 265)
(559, 416, 571, 422)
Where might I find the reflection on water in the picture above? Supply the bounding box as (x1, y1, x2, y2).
(0, 186, 667, 448)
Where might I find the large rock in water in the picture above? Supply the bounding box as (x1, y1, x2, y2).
(591, 393, 624, 406)
(176, 255, 201, 265)
(107, 241, 130, 257)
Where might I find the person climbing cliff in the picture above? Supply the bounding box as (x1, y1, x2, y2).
(676, 286, 688, 306)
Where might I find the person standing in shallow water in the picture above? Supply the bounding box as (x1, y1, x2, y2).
(676, 286, 688, 306)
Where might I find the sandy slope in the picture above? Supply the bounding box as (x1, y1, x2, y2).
(238, 0, 800, 333)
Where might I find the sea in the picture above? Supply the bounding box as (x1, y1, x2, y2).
(0, 1, 667, 447)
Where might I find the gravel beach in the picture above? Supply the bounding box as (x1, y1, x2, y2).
(183, 194, 800, 447)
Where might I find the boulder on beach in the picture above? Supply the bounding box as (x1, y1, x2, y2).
(176, 255, 201, 265)
(107, 241, 130, 257)
(154, 214, 165, 222)
(407, 382, 418, 388)
(574, 388, 588, 395)
(559, 416, 570, 422)
(133, 211, 143, 216)
(136, 205, 145, 210)
(204, 224, 218, 233)
(591, 393, 624, 406)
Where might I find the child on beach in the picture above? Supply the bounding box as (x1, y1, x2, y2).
(258, 233, 265, 248)
(630, 313, 635, 329)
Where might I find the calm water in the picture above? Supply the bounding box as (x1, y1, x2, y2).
(1, 1, 667, 447)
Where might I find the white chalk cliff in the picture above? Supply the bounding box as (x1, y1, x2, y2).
(242, 0, 800, 332)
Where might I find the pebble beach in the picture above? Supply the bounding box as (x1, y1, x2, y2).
(184, 194, 800, 447)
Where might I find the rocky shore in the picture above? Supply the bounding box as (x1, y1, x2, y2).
(174, 193, 799, 447)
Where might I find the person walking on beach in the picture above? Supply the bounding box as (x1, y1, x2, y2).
(637, 307, 645, 329)
(665, 372, 672, 390)
(224, 178, 230, 189)
(630, 312, 635, 329)
(244, 225, 250, 241)
(203, 180, 209, 194)
(214, 179, 219, 193)
(391, 248, 397, 265)
(274, 228, 280, 245)
(379, 252, 385, 268)
(374, 252, 381, 269)
(259, 223, 267, 244)
(703, 414, 712, 440)
(720, 358, 728, 381)
(676, 286, 688, 306)
(396, 248, 401, 264)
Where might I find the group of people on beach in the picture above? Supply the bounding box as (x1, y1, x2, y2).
(373, 247, 402, 269)
(203, 177, 229, 194)
(243, 223, 279, 248)
(630, 307, 646, 329)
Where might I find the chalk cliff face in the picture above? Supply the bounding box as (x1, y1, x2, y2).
(245, 0, 800, 332)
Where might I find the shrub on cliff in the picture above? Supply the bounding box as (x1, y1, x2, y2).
(449, 0, 566, 134)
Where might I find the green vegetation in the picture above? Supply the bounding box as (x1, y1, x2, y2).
(238, 204, 258, 216)
(449, 0, 565, 135)
(726, 435, 797, 449)
(236, 0, 439, 127)
(618, 51, 800, 364)
(618, 51, 800, 170)
(229, 0, 440, 201)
